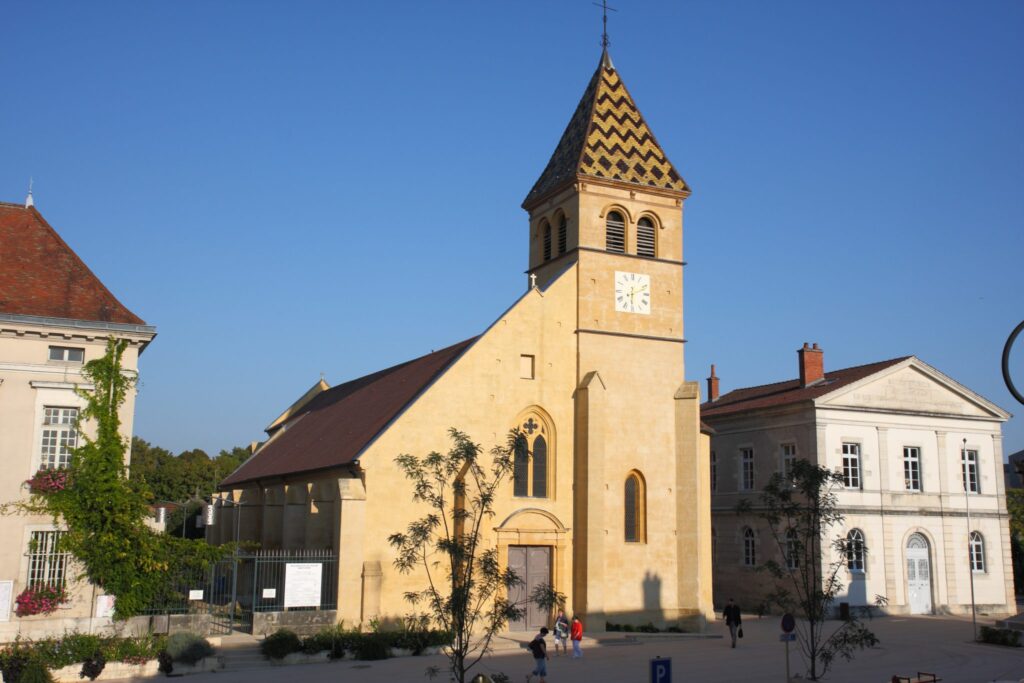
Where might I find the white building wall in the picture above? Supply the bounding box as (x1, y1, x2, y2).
(708, 363, 1014, 617)
(0, 319, 152, 640)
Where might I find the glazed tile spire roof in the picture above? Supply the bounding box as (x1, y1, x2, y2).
(523, 50, 689, 208)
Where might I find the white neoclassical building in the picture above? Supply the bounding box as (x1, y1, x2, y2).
(703, 343, 1015, 617)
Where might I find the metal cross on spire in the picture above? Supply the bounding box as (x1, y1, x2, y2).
(592, 0, 617, 49)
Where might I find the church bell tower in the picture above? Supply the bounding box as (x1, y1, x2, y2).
(522, 47, 713, 630)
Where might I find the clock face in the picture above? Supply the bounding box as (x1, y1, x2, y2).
(614, 271, 651, 314)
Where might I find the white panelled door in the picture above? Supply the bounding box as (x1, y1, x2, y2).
(906, 534, 932, 615)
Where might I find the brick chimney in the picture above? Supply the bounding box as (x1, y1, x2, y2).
(707, 364, 720, 402)
(798, 343, 824, 387)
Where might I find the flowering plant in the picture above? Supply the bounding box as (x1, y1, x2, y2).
(14, 584, 67, 617)
(25, 468, 69, 494)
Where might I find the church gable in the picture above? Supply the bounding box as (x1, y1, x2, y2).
(356, 263, 579, 472)
(818, 360, 1009, 419)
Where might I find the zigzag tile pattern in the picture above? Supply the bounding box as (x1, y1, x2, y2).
(524, 52, 688, 207)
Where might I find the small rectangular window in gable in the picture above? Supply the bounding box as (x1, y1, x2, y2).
(520, 354, 535, 380)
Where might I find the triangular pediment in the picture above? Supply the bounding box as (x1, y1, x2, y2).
(818, 360, 1009, 419)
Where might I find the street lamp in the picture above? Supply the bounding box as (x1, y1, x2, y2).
(205, 496, 246, 545)
(962, 437, 978, 642)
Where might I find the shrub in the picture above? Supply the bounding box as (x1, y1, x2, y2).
(79, 652, 106, 681)
(164, 632, 214, 665)
(636, 622, 659, 633)
(19, 659, 55, 683)
(979, 626, 1022, 647)
(260, 630, 302, 660)
(53, 633, 104, 667)
(350, 633, 390, 661)
(103, 634, 166, 665)
(0, 647, 31, 683)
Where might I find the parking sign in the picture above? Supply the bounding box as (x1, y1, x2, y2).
(650, 657, 671, 683)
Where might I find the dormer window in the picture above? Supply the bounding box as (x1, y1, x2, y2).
(542, 221, 552, 261)
(48, 346, 84, 363)
(557, 215, 567, 255)
(606, 211, 625, 253)
(637, 217, 655, 257)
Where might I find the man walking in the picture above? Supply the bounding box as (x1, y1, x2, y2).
(526, 626, 549, 683)
(723, 598, 742, 648)
(553, 609, 570, 655)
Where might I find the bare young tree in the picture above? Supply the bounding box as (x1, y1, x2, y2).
(737, 459, 880, 680)
(389, 428, 562, 683)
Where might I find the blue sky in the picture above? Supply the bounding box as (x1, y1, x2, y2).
(3, 1, 1022, 457)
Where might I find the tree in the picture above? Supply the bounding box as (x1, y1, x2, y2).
(1007, 488, 1024, 594)
(6, 338, 224, 618)
(737, 459, 880, 680)
(389, 429, 563, 683)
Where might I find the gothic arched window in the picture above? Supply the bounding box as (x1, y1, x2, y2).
(532, 436, 547, 498)
(624, 471, 646, 543)
(557, 215, 568, 255)
(606, 211, 625, 253)
(513, 437, 529, 497)
(637, 217, 656, 257)
(542, 221, 552, 261)
(512, 413, 553, 499)
(846, 529, 866, 572)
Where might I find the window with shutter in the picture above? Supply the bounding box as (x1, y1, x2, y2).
(637, 217, 655, 257)
(606, 211, 625, 253)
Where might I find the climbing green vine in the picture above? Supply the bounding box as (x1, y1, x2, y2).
(12, 337, 225, 618)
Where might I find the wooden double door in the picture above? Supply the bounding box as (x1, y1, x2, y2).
(508, 546, 551, 631)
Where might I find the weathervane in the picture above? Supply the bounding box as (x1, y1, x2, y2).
(592, 0, 617, 49)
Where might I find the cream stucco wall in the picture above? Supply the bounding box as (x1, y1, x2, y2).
(0, 317, 153, 639)
(708, 359, 1015, 617)
(220, 181, 713, 632)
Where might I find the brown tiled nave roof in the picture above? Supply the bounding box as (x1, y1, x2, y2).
(220, 337, 477, 487)
(523, 50, 689, 208)
(0, 202, 145, 325)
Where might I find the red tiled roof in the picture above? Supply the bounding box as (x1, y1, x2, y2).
(220, 337, 477, 487)
(701, 357, 910, 418)
(0, 202, 145, 325)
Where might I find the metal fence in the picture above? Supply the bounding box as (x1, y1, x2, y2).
(142, 549, 338, 634)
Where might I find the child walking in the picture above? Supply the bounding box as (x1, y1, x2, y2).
(570, 615, 584, 659)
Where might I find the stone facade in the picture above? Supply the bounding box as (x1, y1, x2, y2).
(213, 50, 714, 632)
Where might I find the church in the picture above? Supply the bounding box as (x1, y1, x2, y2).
(216, 47, 714, 632)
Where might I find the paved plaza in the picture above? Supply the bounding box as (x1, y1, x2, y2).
(119, 615, 1022, 683)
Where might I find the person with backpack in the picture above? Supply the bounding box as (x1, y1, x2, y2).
(553, 609, 570, 655)
(526, 627, 549, 682)
(570, 615, 584, 659)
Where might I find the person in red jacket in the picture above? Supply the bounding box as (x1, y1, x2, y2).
(570, 615, 584, 659)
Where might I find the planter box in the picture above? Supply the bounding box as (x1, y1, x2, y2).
(170, 656, 224, 675)
(51, 660, 160, 682)
(271, 651, 331, 666)
(48, 656, 221, 682)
